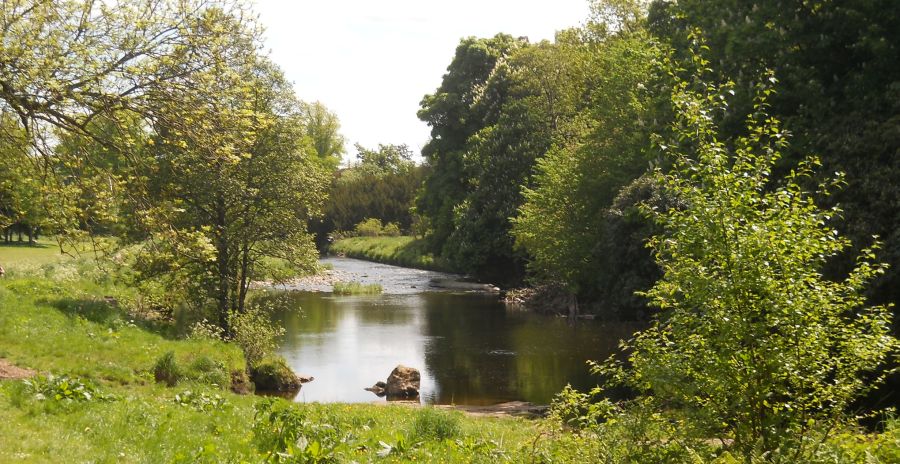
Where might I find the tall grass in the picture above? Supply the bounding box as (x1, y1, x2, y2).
(332, 281, 383, 295)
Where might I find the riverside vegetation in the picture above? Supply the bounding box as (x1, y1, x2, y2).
(1, 0, 898, 462)
(6, 245, 892, 462)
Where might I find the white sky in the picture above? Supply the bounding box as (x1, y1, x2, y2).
(252, 0, 590, 161)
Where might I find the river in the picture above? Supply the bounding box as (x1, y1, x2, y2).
(264, 257, 636, 406)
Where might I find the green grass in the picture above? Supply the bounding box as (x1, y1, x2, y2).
(0, 244, 895, 463)
(330, 236, 453, 272)
(332, 280, 383, 295)
(0, 245, 547, 463)
(0, 238, 67, 272)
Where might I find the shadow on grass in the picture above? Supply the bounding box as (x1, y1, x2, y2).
(0, 241, 52, 249)
(42, 296, 181, 339)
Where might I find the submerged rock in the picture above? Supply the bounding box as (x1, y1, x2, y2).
(365, 381, 388, 396)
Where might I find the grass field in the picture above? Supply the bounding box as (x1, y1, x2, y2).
(0, 238, 67, 271)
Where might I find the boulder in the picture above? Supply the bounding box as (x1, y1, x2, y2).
(385, 365, 420, 397)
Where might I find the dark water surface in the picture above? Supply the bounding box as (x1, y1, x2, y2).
(269, 258, 637, 406)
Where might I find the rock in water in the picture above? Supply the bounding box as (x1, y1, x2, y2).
(365, 381, 388, 396)
(385, 365, 420, 397)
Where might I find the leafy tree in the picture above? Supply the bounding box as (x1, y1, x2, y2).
(416, 34, 527, 254)
(513, 20, 661, 311)
(300, 101, 345, 170)
(120, 13, 328, 331)
(648, 0, 900, 308)
(615, 73, 897, 458)
(0, 115, 46, 243)
(321, 144, 423, 237)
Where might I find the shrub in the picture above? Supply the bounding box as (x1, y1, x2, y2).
(252, 398, 348, 461)
(382, 222, 402, 237)
(412, 407, 462, 441)
(229, 308, 285, 367)
(173, 389, 228, 412)
(249, 355, 299, 392)
(354, 218, 383, 237)
(549, 384, 619, 430)
(153, 351, 182, 386)
(22, 374, 110, 403)
(613, 70, 898, 457)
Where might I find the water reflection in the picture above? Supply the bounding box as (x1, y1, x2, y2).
(265, 285, 638, 406)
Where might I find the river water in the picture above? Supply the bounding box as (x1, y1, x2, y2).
(265, 257, 636, 406)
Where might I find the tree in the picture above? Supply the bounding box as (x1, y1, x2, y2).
(648, 0, 900, 310)
(300, 101, 345, 170)
(513, 17, 662, 311)
(320, 143, 422, 236)
(116, 11, 329, 331)
(416, 34, 527, 254)
(617, 72, 897, 458)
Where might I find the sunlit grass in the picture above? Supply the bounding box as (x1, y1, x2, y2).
(330, 236, 452, 272)
(332, 280, 383, 295)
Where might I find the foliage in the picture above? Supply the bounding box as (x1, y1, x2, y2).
(549, 384, 620, 430)
(229, 308, 285, 367)
(354, 218, 386, 237)
(416, 33, 527, 262)
(317, 145, 424, 242)
(513, 22, 662, 312)
(173, 390, 229, 413)
(648, 0, 900, 315)
(22, 374, 110, 403)
(300, 101, 346, 171)
(615, 71, 898, 458)
(252, 398, 350, 463)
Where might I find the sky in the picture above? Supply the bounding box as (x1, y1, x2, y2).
(251, 0, 590, 162)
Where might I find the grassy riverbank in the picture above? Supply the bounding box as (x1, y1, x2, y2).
(330, 236, 453, 272)
(1, 243, 897, 463)
(0, 243, 556, 462)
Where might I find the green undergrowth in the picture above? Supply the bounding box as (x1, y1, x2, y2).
(332, 280, 383, 295)
(330, 236, 452, 272)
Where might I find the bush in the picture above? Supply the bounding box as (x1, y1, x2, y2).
(549, 384, 619, 430)
(153, 351, 182, 386)
(173, 389, 228, 412)
(229, 308, 285, 367)
(382, 222, 402, 237)
(614, 71, 898, 457)
(412, 407, 462, 441)
(354, 218, 384, 237)
(250, 355, 299, 392)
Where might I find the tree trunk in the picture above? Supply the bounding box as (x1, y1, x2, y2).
(237, 243, 250, 314)
(215, 195, 231, 335)
(27, 225, 33, 245)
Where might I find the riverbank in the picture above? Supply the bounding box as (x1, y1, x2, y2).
(329, 235, 454, 273)
(2, 243, 895, 462)
(0, 243, 566, 462)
